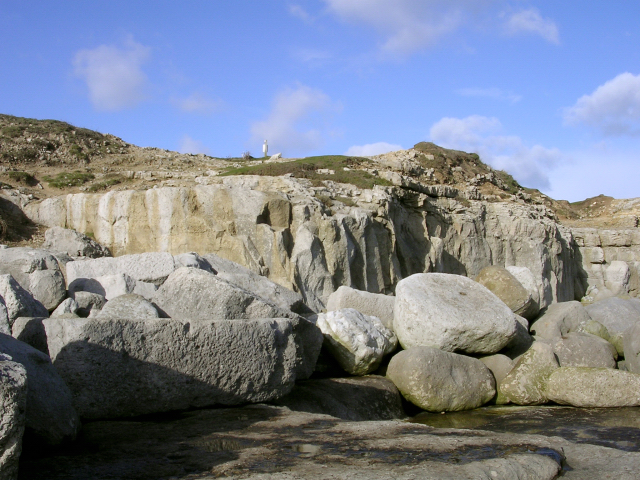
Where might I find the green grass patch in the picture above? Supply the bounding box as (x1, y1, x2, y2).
(43, 171, 95, 189)
(495, 170, 520, 194)
(86, 175, 125, 192)
(222, 155, 392, 190)
(6, 171, 38, 186)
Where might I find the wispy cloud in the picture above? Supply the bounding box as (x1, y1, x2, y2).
(563, 72, 640, 136)
(503, 8, 559, 44)
(456, 87, 522, 104)
(179, 135, 210, 155)
(171, 92, 223, 115)
(430, 115, 564, 190)
(73, 36, 150, 111)
(291, 48, 332, 65)
(289, 4, 314, 23)
(250, 84, 342, 156)
(345, 142, 403, 156)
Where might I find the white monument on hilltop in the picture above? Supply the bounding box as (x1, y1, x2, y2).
(263, 140, 268, 158)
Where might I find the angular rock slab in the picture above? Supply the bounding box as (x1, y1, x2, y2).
(315, 308, 396, 375)
(42, 226, 112, 258)
(0, 334, 80, 446)
(546, 367, 640, 407)
(387, 346, 495, 412)
(0, 357, 27, 480)
(96, 294, 159, 319)
(499, 342, 559, 406)
(326, 285, 395, 330)
(153, 267, 297, 320)
(44, 316, 323, 419)
(475, 265, 538, 320)
(0, 274, 48, 332)
(394, 273, 518, 354)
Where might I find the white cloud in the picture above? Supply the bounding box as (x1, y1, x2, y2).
(503, 8, 559, 44)
(179, 135, 210, 155)
(73, 36, 150, 111)
(289, 4, 313, 23)
(291, 48, 332, 64)
(563, 72, 640, 136)
(250, 85, 341, 156)
(430, 115, 564, 189)
(323, 0, 491, 55)
(172, 92, 223, 115)
(345, 142, 403, 156)
(456, 87, 522, 103)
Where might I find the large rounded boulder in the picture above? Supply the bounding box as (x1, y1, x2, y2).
(393, 273, 518, 354)
(475, 266, 538, 320)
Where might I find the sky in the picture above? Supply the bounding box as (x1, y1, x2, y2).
(1, 1, 639, 202)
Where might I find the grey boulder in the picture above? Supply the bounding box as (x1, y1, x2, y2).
(623, 322, 640, 373)
(70, 291, 106, 317)
(529, 301, 591, 340)
(475, 265, 538, 320)
(0, 297, 8, 336)
(68, 273, 136, 300)
(96, 294, 159, 319)
(0, 357, 27, 480)
(393, 273, 518, 354)
(480, 354, 515, 404)
(11, 317, 49, 355)
(585, 297, 640, 336)
(0, 247, 66, 311)
(551, 332, 617, 369)
(386, 346, 495, 412)
(42, 226, 111, 258)
(152, 267, 297, 320)
(0, 274, 48, 331)
(50, 297, 79, 318)
(43, 316, 323, 419)
(326, 285, 395, 330)
(546, 367, 640, 407)
(0, 333, 80, 446)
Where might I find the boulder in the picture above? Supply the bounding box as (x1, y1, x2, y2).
(68, 273, 136, 300)
(499, 342, 559, 405)
(551, 333, 617, 369)
(0, 333, 80, 446)
(42, 226, 111, 258)
(152, 267, 297, 320)
(506, 266, 541, 309)
(43, 316, 323, 419)
(203, 253, 307, 314)
(475, 266, 538, 320)
(604, 260, 631, 296)
(0, 247, 66, 311)
(50, 298, 79, 318)
(174, 252, 213, 271)
(70, 291, 106, 317)
(585, 297, 640, 336)
(66, 252, 178, 287)
(96, 294, 159, 319)
(0, 275, 48, 330)
(11, 317, 48, 355)
(326, 286, 395, 330)
(386, 346, 495, 412)
(480, 354, 515, 404)
(393, 273, 518, 354)
(546, 367, 640, 407)
(501, 314, 534, 358)
(0, 297, 8, 335)
(529, 301, 591, 340)
(0, 357, 27, 480)
(623, 322, 640, 374)
(273, 375, 405, 421)
(576, 319, 611, 341)
(314, 309, 397, 375)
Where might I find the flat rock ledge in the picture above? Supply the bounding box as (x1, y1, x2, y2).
(43, 317, 323, 419)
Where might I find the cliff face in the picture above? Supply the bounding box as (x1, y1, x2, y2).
(23, 175, 579, 311)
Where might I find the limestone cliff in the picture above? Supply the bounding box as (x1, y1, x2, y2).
(23, 175, 579, 311)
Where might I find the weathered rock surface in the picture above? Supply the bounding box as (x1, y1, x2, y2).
(96, 294, 159, 319)
(623, 322, 640, 374)
(203, 253, 307, 314)
(0, 357, 27, 480)
(0, 248, 66, 311)
(11, 317, 48, 355)
(50, 297, 78, 318)
(506, 265, 541, 310)
(19, 405, 569, 480)
(68, 273, 136, 300)
(42, 226, 112, 258)
(43, 316, 323, 419)
(70, 291, 106, 317)
(479, 354, 515, 404)
(0, 275, 48, 331)
(0, 298, 8, 336)
(314, 309, 396, 375)
(394, 273, 518, 354)
(326, 285, 395, 330)
(551, 332, 617, 369)
(529, 301, 591, 340)
(23, 179, 580, 311)
(546, 367, 640, 407)
(501, 314, 534, 358)
(585, 297, 640, 336)
(475, 265, 538, 320)
(152, 267, 296, 320)
(499, 342, 559, 405)
(0, 333, 80, 446)
(387, 346, 495, 412)
(273, 375, 405, 421)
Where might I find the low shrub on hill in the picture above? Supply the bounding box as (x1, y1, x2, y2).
(43, 171, 95, 188)
(6, 171, 38, 186)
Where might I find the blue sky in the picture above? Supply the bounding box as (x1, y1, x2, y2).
(1, 1, 639, 201)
